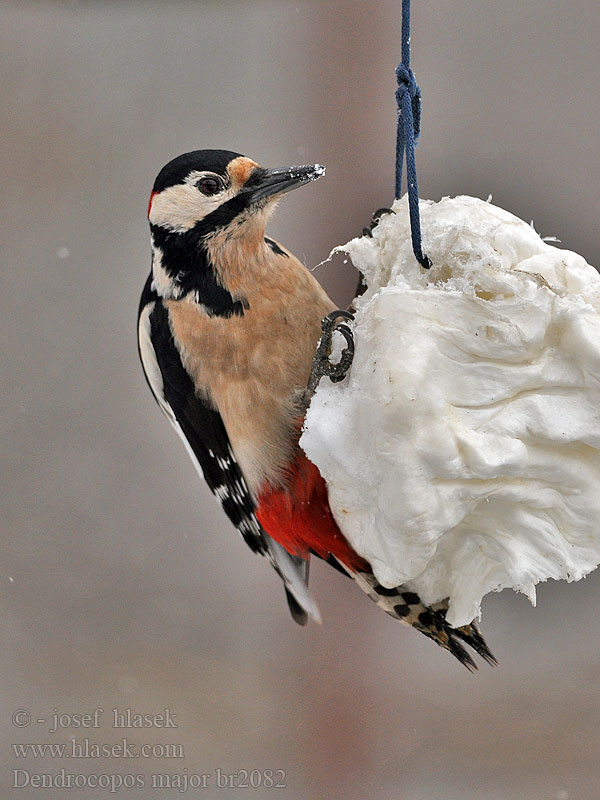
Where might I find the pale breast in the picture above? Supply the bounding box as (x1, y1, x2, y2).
(166, 259, 335, 494)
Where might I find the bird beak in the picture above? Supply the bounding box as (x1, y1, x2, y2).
(243, 164, 326, 203)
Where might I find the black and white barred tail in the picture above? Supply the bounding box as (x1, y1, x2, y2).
(344, 566, 497, 671)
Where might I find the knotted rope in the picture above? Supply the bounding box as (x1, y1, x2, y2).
(395, 0, 431, 269)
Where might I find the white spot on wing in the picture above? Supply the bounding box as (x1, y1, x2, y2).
(214, 485, 229, 501)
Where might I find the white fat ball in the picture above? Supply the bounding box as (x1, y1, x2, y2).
(300, 195, 600, 627)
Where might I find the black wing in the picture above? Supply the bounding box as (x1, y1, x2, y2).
(137, 275, 319, 624)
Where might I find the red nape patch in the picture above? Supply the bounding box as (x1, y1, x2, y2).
(147, 191, 157, 219)
(256, 451, 369, 572)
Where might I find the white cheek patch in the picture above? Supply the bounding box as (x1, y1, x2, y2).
(149, 184, 206, 232)
(149, 172, 237, 232)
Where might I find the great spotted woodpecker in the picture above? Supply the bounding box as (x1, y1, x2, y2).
(138, 150, 496, 669)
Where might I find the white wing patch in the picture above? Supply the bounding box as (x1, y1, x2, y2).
(138, 302, 206, 483)
(138, 300, 321, 624)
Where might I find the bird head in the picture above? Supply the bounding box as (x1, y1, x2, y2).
(147, 150, 325, 312)
(148, 149, 325, 237)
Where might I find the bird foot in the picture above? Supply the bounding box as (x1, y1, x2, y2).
(305, 310, 355, 400)
(361, 207, 395, 238)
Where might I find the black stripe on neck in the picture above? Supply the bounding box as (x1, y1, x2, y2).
(192, 194, 253, 238)
(151, 224, 247, 317)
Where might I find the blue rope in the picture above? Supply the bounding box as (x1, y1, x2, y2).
(395, 0, 431, 269)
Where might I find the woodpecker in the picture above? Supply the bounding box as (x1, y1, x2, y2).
(138, 149, 496, 670)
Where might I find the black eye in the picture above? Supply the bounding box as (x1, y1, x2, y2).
(196, 176, 223, 196)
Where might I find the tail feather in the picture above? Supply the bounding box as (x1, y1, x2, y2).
(284, 554, 311, 626)
(285, 588, 309, 626)
(343, 566, 497, 670)
(429, 600, 497, 666)
(455, 621, 498, 667)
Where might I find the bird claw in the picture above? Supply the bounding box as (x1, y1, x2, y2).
(356, 208, 396, 295)
(306, 204, 390, 400)
(306, 310, 355, 398)
(362, 207, 395, 237)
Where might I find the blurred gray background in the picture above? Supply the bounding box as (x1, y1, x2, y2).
(2, 1, 599, 798)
